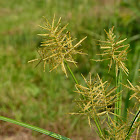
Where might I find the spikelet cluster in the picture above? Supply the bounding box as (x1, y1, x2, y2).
(95, 26, 129, 77)
(70, 73, 118, 127)
(28, 15, 86, 77)
(123, 80, 140, 103)
(106, 118, 128, 140)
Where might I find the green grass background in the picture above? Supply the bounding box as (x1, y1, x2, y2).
(0, 0, 140, 139)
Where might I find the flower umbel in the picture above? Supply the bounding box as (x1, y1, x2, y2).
(28, 15, 86, 77)
(70, 73, 118, 126)
(95, 26, 129, 77)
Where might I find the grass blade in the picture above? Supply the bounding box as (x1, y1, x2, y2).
(0, 116, 71, 140)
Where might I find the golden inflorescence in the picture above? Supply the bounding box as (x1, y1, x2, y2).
(95, 26, 129, 77)
(28, 15, 86, 77)
(70, 73, 118, 126)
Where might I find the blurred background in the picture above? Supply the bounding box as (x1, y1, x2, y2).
(0, 0, 140, 139)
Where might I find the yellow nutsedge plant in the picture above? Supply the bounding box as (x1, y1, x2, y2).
(28, 15, 87, 77)
(28, 17, 140, 139)
(1, 16, 139, 140)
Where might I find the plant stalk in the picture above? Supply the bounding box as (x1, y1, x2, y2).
(64, 60, 78, 84)
(92, 114, 105, 139)
(114, 69, 122, 125)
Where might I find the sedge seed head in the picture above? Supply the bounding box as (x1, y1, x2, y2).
(28, 15, 87, 77)
(70, 73, 118, 126)
(95, 26, 129, 77)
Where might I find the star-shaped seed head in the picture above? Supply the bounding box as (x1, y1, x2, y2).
(95, 26, 129, 77)
(28, 15, 86, 77)
(70, 73, 118, 126)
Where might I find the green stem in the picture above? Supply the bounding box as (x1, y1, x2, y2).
(64, 60, 78, 84)
(123, 90, 131, 122)
(114, 69, 122, 125)
(64, 60, 86, 101)
(0, 116, 71, 140)
(92, 114, 105, 139)
(118, 69, 122, 118)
